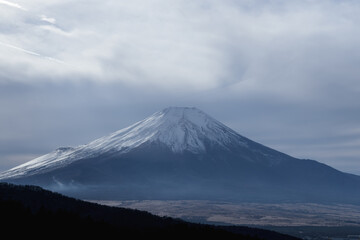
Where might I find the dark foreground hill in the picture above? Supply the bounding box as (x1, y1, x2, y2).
(0, 183, 298, 240)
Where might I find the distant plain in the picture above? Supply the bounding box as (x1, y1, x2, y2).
(90, 200, 360, 227)
(89, 200, 360, 238)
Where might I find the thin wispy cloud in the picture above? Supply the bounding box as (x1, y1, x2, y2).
(0, 40, 66, 65)
(0, 41, 40, 56)
(0, 0, 27, 11)
(40, 15, 56, 24)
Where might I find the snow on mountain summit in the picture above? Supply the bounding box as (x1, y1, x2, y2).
(87, 106, 247, 154)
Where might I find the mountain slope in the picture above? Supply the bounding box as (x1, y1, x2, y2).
(0, 107, 291, 179)
(1, 107, 359, 204)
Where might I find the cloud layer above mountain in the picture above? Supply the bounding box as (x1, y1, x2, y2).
(1, 0, 360, 92)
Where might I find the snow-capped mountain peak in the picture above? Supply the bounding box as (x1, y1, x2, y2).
(2, 108, 360, 205)
(87, 106, 247, 154)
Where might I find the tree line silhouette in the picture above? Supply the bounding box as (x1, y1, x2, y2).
(0, 183, 299, 239)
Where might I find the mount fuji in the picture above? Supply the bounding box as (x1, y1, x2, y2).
(1, 107, 359, 204)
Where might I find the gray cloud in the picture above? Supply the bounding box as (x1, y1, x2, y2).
(1, 0, 358, 90)
(0, 0, 360, 175)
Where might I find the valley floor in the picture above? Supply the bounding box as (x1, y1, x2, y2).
(88, 200, 360, 239)
(88, 200, 360, 227)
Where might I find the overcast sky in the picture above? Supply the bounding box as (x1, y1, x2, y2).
(1, 0, 360, 175)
